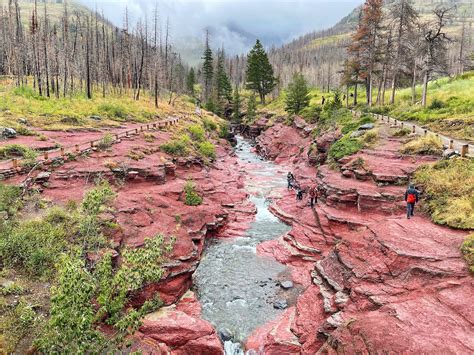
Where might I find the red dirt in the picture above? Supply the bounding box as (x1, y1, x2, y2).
(245, 120, 473, 353)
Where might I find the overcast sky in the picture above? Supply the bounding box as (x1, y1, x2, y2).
(79, 0, 363, 55)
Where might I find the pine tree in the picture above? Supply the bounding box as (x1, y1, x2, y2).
(216, 49, 232, 102)
(202, 30, 213, 103)
(186, 67, 196, 96)
(285, 73, 310, 115)
(232, 86, 241, 122)
(245, 39, 276, 104)
(247, 94, 257, 121)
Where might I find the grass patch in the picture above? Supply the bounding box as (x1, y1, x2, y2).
(391, 127, 412, 137)
(188, 124, 206, 142)
(461, 234, 474, 274)
(183, 180, 202, 206)
(198, 141, 216, 160)
(143, 132, 155, 142)
(0, 144, 37, 161)
(328, 134, 363, 161)
(160, 134, 192, 156)
(96, 133, 114, 150)
(414, 158, 474, 229)
(400, 135, 443, 155)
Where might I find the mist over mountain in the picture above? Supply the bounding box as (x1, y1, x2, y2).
(78, 0, 363, 64)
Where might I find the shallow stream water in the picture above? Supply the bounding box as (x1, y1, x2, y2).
(193, 137, 293, 353)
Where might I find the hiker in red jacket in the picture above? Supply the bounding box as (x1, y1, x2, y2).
(309, 184, 318, 208)
(404, 184, 419, 219)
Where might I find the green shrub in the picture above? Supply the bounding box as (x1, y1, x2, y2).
(183, 180, 202, 206)
(0, 216, 69, 277)
(218, 122, 230, 139)
(96, 133, 114, 150)
(0, 184, 22, 215)
(361, 129, 379, 145)
(1, 298, 38, 353)
(400, 135, 443, 155)
(160, 134, 191, 156)
(461, 234, 474, 273)
(198, 141, 216, 159)
(188, 124, 205, 142)
(301, 105, 322, 123)
(0, 282, 25, 296)
(13, 86, 42, 100)
(98, 103, 127, 120)
(429, 99, 446, 110)
(0, 144, 37, 161)
(392, 127, 411, 137)
(328, 134, 363, 161)
(202, 118, 217, 131)
(414, 158, 474, 229)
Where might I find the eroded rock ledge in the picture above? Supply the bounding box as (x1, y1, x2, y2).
(248, 119, 473, 354)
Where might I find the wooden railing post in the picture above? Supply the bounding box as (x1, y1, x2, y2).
(75, 144, 80, 152)
(90, 141, 94, 148)
(12, 159, 18, 169)
(44, 152, 49, 160)
(461, 144, 469, 157)
(412, 125, 416, 133)
(424, 129, 428, 136)
(60, 147, 65, 156)
(449, 140, 454, 149)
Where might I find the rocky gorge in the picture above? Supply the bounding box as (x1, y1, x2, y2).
(1, 112, 472, 354)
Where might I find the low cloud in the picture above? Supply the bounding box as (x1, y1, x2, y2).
(79, 0, 362, 55)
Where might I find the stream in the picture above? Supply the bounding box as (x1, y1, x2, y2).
(193, 136, 293, 353)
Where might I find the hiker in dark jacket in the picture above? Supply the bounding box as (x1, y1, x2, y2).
(287, 172, 295, 190)
(296, 187, 304, 201)
(404, 184, 419, 219)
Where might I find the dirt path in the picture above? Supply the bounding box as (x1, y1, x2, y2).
(352, 110, 474, 157)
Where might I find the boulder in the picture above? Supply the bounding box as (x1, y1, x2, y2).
(274, 299, 288, 310)
(18, 118, 29, 125)
(280, 281, 294, 289)
(90, 115, 102, 121)
(358, 123, 375, 130)
(1, 127, 17, 139)
(350, 130, 366, 138)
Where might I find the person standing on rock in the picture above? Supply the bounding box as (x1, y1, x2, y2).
(405, 184, 419, 219)
(309, 184, 318, 208)
(287, 172, 295, 190)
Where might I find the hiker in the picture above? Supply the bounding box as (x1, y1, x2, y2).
(296, 186, 304, 201)
(404, 184, 419, 219)
(287, 172, 295, 190)
(309, 184, 318, 208)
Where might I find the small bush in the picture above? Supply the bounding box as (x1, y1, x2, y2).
(96, 133, 114, 150)
(361, 129, 379, 145)
(461, 234, 474, 273)
(328, 134, 363, 161)
(202, 118, 217, 131)
(0, 184, 22, 215)
(301, 105, 322, 123)
(429, 99, 446, 110)
(0, 144, 37, 161)
(400, 135, 443, 155)
(0, 282, 25, 296)
(160, 134, 191, 156)
(414, 158, 474, 229)
(218, 123, 230, 139)
(188, 124, 205, 142)
(98, 103, 127, 120)
(392, 128, 411, 137)
(198, 141, 216, 159)
(143, 132, 155, 142)
(183, 180, 202, 206)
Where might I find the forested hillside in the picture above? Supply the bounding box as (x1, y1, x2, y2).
(226, 0, 474, 89)
(0, 0, 188, 105)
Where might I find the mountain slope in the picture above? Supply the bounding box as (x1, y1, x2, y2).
(268, 0, 474, 88)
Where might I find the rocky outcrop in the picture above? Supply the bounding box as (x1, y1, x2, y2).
(247, 121, 473, 354)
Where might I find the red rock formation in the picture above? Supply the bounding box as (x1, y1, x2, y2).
(247, 121, 473, 353)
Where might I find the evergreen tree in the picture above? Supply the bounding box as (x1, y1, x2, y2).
(232, 86, 242, 122)
(247, 94, 257, 121)
(202, 30, 214, 103)
(186, 68, 196, 96)
(216, 49, 232, 103)
(285, 73, 310, 114)
(245, 39, 277, 104)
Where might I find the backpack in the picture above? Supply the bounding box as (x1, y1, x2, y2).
(407, 193, 416, 203)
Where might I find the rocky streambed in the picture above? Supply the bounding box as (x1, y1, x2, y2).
(194, 137, 295, 349)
